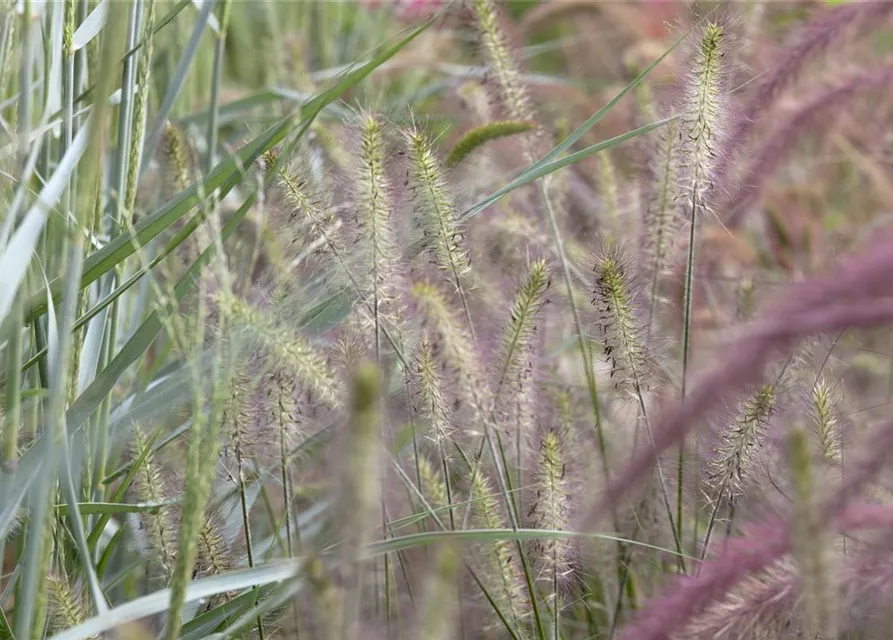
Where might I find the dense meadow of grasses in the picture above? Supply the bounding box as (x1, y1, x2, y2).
(2, 0, 893, 638)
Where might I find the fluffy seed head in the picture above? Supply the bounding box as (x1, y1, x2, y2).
(403, 122, 472, 293)
(811, 379, 841, 466)
(354, 110, 403, 343)
(528, 429, 572, 588)
(411, 281, 491, 426)
(414, 333, 454, 447)
(591, 244, 649, 390)
(643, 117, 681, 298)
(681, 21, 729, 210)
(495, 259, 550, 396)
(471, 0, 535, 124)
(470, 470, 530, 632)
(417, 455, 450, 514)
(277, 159, 344, 259)
(707, 383, 776, 506)
(224, 295, 340, 409)
(46, 574, 88, 634)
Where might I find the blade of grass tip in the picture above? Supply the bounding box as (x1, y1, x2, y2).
(47, 562, 302, 640)
(541, 29, 689, 167)
(71, 0, 107, 51)
(459, 117, 675, 224)
(139, 0, 216, 175)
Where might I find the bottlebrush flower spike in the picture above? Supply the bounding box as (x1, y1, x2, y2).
(414, 332, 454, 448)
(680, 20, 729, 213)
(528, 428, 573, 601)
(403, 120, 476, 335)
(411, 280, 492, 426)
(811, 378, 842, 466)
(706, 382, 776, 510)
(354, 110, 403, 354)
(591, 243, 649, 391)
(470, 470, 531, 633)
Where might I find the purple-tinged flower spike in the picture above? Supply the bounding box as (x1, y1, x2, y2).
(712, 1, 893, 190)
(598, 227, 893, 518)
(620, 504, 893, 640)
(721, 66, 893, 228)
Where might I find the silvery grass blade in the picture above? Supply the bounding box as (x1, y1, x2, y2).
(47, 562, 301, 640)
(368, 529, 691, 560)
(0, 115, 91, 325)
(179, 584, 280, 640)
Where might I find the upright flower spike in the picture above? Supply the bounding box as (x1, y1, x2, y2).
(46, 574, 89, 636)
(495, 259, 550, 399)
(223, 296, 340, 409)
(355, 111, 401, 356)
(706, 383, 776, 510)
(414, 333, 454, 448)
(277, 159, 343, 260)
(644, 117, 681, 327)
(131, 426, 177, 581)
(811, 379, 842, 466)
(411, 281, 491, 427)
(591, 244, 649, 392)
(471, 0, 534, 126)
(679, 19, 730, 387)
(404, 122, 476, 330)
(528, 429, 572, 613)
(681, 21, 729, 213)
(470, 470, 530, 634)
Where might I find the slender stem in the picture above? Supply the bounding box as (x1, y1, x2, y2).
(678, 193, 699, 559)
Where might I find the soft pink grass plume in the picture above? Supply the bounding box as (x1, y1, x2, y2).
(722, 66, 893, 227)
(619, 504, 893, 640)
(713, 1, 893, 194)
(602, 225, 893, 514)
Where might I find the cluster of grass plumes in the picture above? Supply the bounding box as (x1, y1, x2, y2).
(4, 2, 893, 639)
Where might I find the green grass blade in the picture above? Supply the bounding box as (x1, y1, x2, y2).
(460, 117, 675, 223)
(56, 499, 179, 516)
(538, 31, 687, 167)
